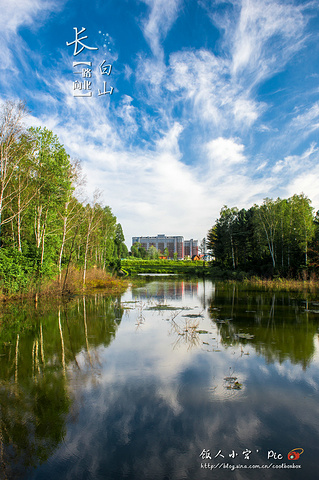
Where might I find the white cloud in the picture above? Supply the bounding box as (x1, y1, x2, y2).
(115, 95, 138, 137)
(155, 121, 183, 154)
(232, 98, 261, 126)
(76, 135, 210, 243)
(162, 43, 269, 136)
(229, 0, 307, 82)
(291, 102, 319, 132)
(272, 142, 318, 175)
(256, 161, 268, 171)
(264, 143, 319, 211)
(0, 0, 65, 72)
(206, 137, 246, 168)
(139, 0, 182, 57)
(265, 102, 319, 156)
(286, 173, 319, 210)
(0, 0, 60, 32)
(168, 49, 228, 126)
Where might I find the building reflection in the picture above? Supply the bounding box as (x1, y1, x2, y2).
(131, 280, 199, 301)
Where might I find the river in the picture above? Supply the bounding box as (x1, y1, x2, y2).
(1, 279, 319, 479)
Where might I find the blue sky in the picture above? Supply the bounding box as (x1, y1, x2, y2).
(1, 0, 319, 247)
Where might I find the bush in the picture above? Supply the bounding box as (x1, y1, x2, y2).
(0, 248, 35, 293)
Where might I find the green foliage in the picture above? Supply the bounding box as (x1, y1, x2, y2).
(0, 248, 35, 293)
(113, 223, 128, 259)
(208, 206, 256, 271)
(208, 195, 317, 278)
(147, 245, 159, 259)
(0, 102, 127, 294)
(131, 242, 140, 257)
(130, 242, 147, 258)
(120, 242, 129, 258)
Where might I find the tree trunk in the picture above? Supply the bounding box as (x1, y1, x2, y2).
(58, 204, 69, 282)
(83, 227, 91, 286)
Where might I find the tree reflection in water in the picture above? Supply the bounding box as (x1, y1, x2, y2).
(0, 294, 123, 478)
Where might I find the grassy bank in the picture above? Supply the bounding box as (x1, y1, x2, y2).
(51, 267, 130, 296)
(241, 274, 319, 292)
(122, 258, 210, 276)
(0, 267, 130, 302)
(208, 264, 319, 291)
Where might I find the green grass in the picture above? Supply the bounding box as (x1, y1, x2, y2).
(122, 258, 210, 276)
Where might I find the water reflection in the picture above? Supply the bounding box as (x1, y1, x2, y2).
(208, 283, 318, 368)
(0, 295, 123, 478)
(0, 281, 318, 479)
(131, 280, 200, 301)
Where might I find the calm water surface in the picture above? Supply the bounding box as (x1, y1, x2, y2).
(1, 279, 319, 479)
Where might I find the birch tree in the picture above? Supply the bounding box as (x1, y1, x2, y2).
(82, 191, 103, 285)
(57, 160, 84, 281)
(289, 194, 315, 267)
(254, 198, 281, 270)
(0, 101, 33, 246)
(29, 127, 72, 269)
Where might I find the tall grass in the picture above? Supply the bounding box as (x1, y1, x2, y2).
(0, 267, 130, 301)
(242, 272, 319, 291)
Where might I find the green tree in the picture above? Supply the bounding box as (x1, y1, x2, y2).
(131, 242, 141, 257)
(289, 194, 315, 267)
(0, 101, 33, 247)
(114, 223, 125, 258)
(208, 196, 317, 276)
(81, 193, 103, 285)
(207, 206, 239, 269)
(99, 205, 117, 268)
(139, 245, 147, 258)
(253, 198, 282, 271)
(148, 245, 159, 259)
(120, 242, 128, 258)
(56, 160, 83, 281)
(28, 127, 73, 271)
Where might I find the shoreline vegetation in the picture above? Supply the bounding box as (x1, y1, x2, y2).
(206, 198, 319, 278)
(0, 267, 130, 303)
(242, 274, 319, 292)
(0, 260, 319, 303)
(1, 261, 319, 304)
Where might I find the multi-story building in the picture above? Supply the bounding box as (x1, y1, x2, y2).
(184, 239, 199, 258)
(132, 234, 198, 259)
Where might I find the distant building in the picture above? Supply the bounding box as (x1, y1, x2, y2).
(132, 234, 198, 259)
(184, 239, 198, 258)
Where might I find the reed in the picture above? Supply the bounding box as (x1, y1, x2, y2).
(0, 267, 130, 302)
(243, 272, 319, 291)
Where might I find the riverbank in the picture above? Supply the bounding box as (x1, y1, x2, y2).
(241, 274, 319, 292)
(0, 267, 130, 302)
(121, 258, 210, 276)
(1, 261, 318, 302)
(121, 259, 319, 291)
